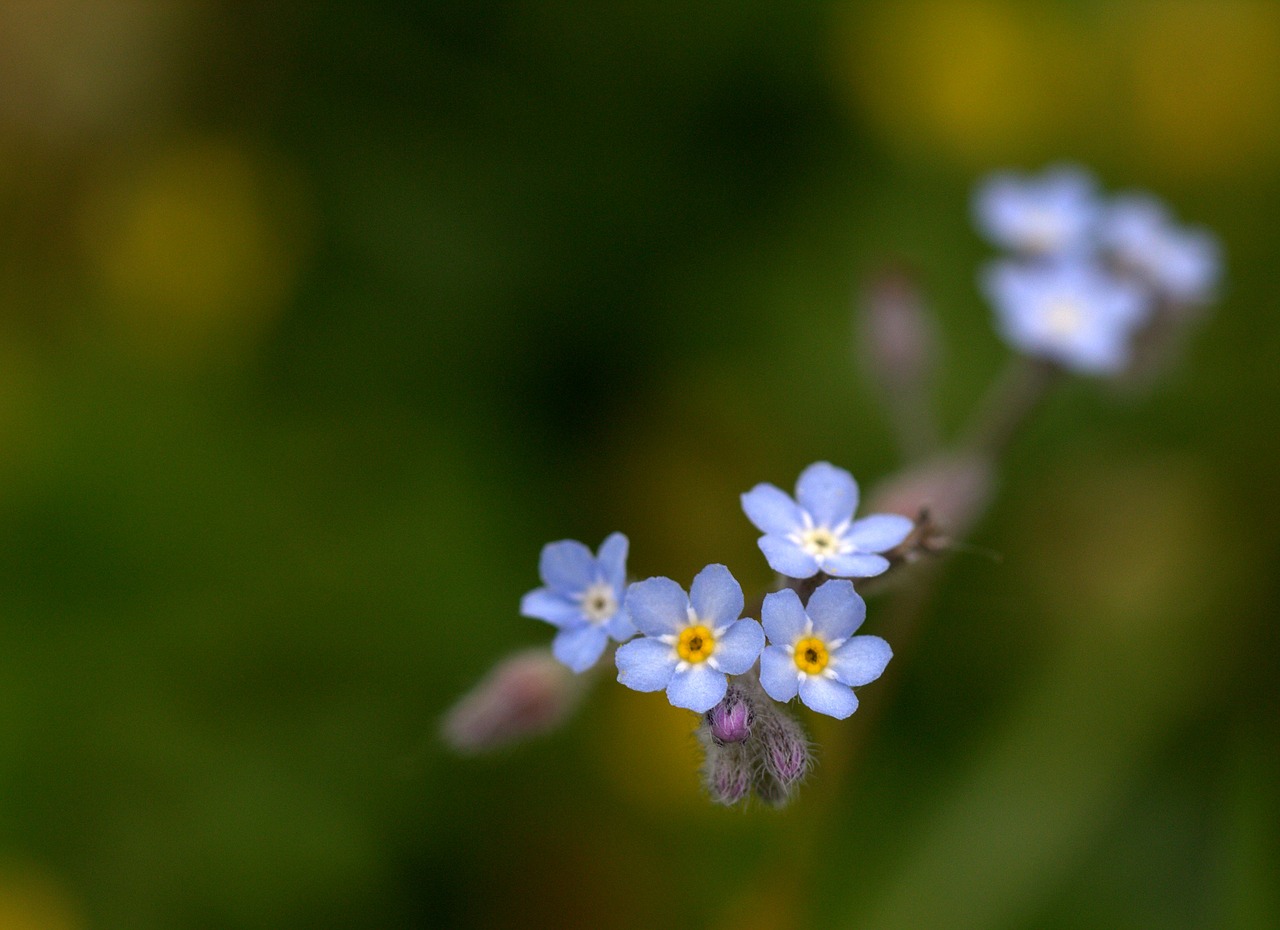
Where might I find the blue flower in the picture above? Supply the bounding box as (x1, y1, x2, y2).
(973, 165, 1099, 256)
(520, 533, 635, 673)
(615, 564, 765, 713)
(982, 258, 1150, 374)
(1101, 194, 1222, 305)
(758, 580, 891, 720)
(741, 462, 914, 579)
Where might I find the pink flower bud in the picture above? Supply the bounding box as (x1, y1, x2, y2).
(706, 684, 753, 744)
(440, 649, 584, 754)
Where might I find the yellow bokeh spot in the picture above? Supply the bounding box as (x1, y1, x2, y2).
(0, 864, 83, 930)
(793, 636, 829, 675)
(81, 138, 308, 359)
(676, 624, 715, 664)
(1128, 0, 1280, 178)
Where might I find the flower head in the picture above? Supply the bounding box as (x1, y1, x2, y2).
(982, 258, 1150, 374)
(758, 580, 891, 720)
(741, 462, 915, 579)
(1101, 194, 1221, 305)
(615, 564, 765, 713)
(973, 165, 1099, 256)
(520, 533, 634, 673)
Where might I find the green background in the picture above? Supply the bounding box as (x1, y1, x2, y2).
(0, 1, 1276, 928)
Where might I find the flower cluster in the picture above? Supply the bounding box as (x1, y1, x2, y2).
(975, 165, 1221, 374)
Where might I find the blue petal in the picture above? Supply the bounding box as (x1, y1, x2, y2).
(689, 563, 744, 629)
(596, 532, 629, 591)
(847, 514, 914, 553)
(821, 552, 890, 578)
(795, 462, 858, 527)
(741, 483, 803, 535)
(759, 645, 800, 701)
(709, 619, 764, 675)
(806, 579, 865, 640)
(604, 607, 636, 642)
(666, 663, 727, 712)
(761, 588, 807, 645)
(615, 638, 678, 692)
(829, 635, 892, 687)
(552, 624, 609, 673)
(799, 676, 859, 719)
(624, 577, 689, 637)
(758, 535, 819, 579)
(519, 588, 582, 627)
(539, 539, 596, 593)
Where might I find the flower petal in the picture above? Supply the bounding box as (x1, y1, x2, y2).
(552, 624, 609, 673)
(666, 663, 727, 712)
(759, 645, 800, 701)
(805, 579, 866, 640)
(821, 552, 890, 578)
(624, 576, 689, 637)
(519, 588, 582, 627)
(799, 676, 859, 719)
(758, 535, 819, 579)
(761, 588, 807, 645)
(596, 532, 629, 591)
(795, 462, 858, 527)
(689, 563, 744, 629)
(604, 607, 636, 642)
(709, 619, 764, 675)
(615, 637, 678, 692)
(741, 483, 803, 535)
(846, 514, 914, 553)
(539, 540, 596, 593)
(829, 635, 892, 687)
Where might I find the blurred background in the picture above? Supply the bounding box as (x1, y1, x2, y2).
(0, 0, 1277, 927)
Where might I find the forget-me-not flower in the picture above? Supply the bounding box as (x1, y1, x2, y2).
(982, 258, 1150, 374)
(521, 533, 635, 673)
(1101, 194, 1221, 305)
(973, 165, 1099, 256)
(741, 462, 914, 579)
(615, 564, 764, 713)
(759, 580, 891, 720)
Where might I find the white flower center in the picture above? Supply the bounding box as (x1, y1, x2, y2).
(578, 582, 617, 624)
(1043, 298, 1084, 337)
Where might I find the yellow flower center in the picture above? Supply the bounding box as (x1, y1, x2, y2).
(793, 636, 829, 675)
(676, 625, 715, 664)
(1044, 299, 1084, 336)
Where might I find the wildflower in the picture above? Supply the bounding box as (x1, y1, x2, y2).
(758, 580, 892, 720)
(973, 165, 1099, 255)
(741, 461, 915, 579)
(982, 258, 1150, 374)
(520, 533, 634, 673)
(615, 564, 765, 713)
(1101, 194, 1221, 305)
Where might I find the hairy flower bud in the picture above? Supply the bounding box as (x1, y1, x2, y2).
(702, 743, 753, 806)
(706, 683, 753, 744)
(441, 649, 585, 754)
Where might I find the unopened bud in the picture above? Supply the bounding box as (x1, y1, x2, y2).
(858, 264, 938, 391)
(756, 703, 811, 792)
(703, 743, 752, 806)
(867, 453, 994, 548)
(706, 683, 753, 744)
(441, 649, 584, 754)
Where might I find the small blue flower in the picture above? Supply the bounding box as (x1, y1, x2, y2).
(758, 580, 891, 720)
(1101, 194, 1222, 305)
(615, 564, 765, 713)
(982, 258, 1150, 374)
(741, 462, 914, 579)
(973, 165, 1099, 256)
(520, 533, 635, 673)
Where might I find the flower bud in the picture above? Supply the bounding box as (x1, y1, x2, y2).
(702, 743, 752, 806)
(705, 683, 753, 745)
(756, 704, 811, 792)
(440, 649, 584, 754)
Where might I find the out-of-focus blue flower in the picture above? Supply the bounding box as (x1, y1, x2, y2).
(982, 258, 1151, 374)
(1101, 194, 1222, 305)
(974, 165, 1099, 255)
(520, 533, 634, 673)
(758, 580, 891, 720)
(615, 565, 764, 713)
(741, 462, 914, 579)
